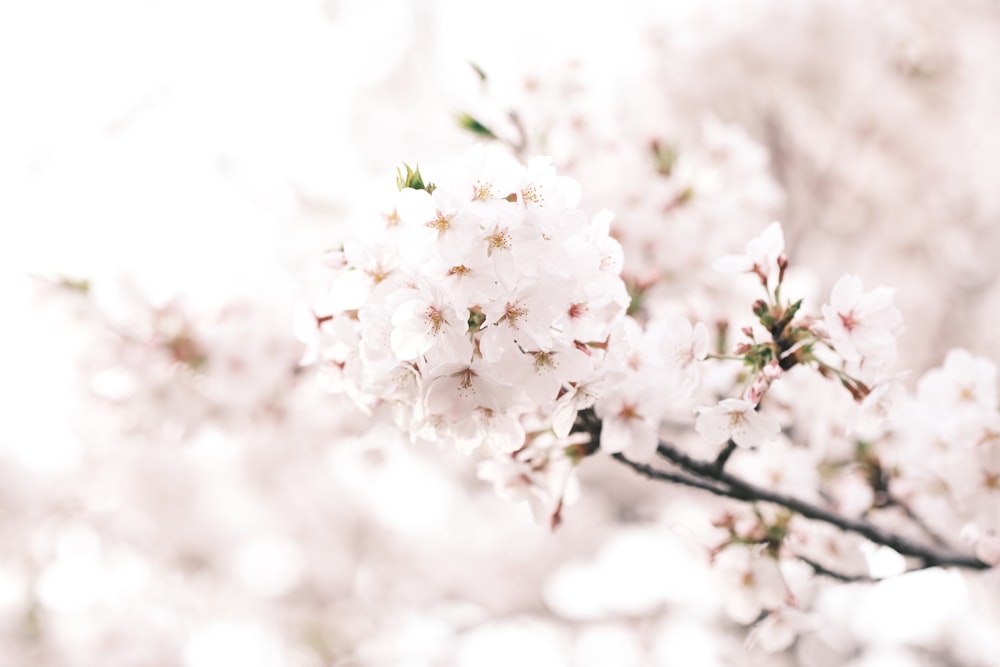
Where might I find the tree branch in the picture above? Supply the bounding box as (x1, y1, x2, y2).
(611, 453, 734, 497)
(649, 440, 987, 571)
(612, 450, 914, 582)
(881, 493, 953, 550)
(570, 400, 990, 577)
(796, 556, 877, 583)
(712, 440, 738, 473)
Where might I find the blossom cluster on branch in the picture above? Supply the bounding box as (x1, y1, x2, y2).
(301, 145, 997, 650)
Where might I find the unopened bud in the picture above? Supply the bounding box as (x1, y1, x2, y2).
(777, 254, 789, 283)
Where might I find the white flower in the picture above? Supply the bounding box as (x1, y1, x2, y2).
(714, 545, 789, 624)
(747, 609, 812, 653)
(715, 221, 785, 283)
(459, 142, 523, 204)
(479, 283, 561, 363)
(423, 360, 510, 421)
(695, 398, 781, 448)
(521, 345, 594, 405)
(648, 315, 709, 395)
(821, 274, 903, 372)
(325, 241, 400, 312)
(388, 287, 469, 362)
(395, 187, 478, 265)
(917, 348, 997, 415)
(962, 525, 1000, 566)
(551, 374, 616, 438)
(420, 251, 503, 307)
(477, 440, 580, 525)
(595, 389, 662, 461)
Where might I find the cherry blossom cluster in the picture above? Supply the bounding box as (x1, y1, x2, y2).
(303, 145, 627, 451)
(302, 146, 719, 518)
(691, 221, 905, 453)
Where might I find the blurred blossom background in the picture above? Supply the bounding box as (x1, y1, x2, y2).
(3, 0, 1000, 665)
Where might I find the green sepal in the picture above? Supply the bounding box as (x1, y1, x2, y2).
(650, 139, 678, 176)
(395, 163, 436, 194)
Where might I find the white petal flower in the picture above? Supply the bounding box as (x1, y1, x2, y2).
(522, 345, 594, 404)
(715, 221, 785, 281)
(715, 546, 789, 624)
(388, 288, 469, 362)
(821, 274, 904, 373)
(595, 385, 665, 461)
(917, 348, 997, 414)
(695, 398, 781, 448)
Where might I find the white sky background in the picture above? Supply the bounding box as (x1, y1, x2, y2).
(0, 0, 654, 466)
(0, 0, 649, 282)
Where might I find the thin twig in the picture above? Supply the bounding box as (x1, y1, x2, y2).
(611, 454, 734, 497)
(884, 494, 953, 549)
(796, 556, 877, 583)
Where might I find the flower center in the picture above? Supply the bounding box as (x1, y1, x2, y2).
(427, 212, 452, 235)
(488, 230, 512, 253)
(838, 310, 858, 331)
(473, 180, 494, 200)
(499, 302, 527, 328)
(425, 306, 445, 334)
(521, 185, 544, 205)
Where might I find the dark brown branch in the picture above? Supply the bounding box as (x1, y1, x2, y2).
(712, 440, 738, 473)
(611, 453, 734, 497)
(616, 451, 978, 581)
(613, 450, 910, 582)
(576, 399, 988, 576)
(651, 440, 988, 571)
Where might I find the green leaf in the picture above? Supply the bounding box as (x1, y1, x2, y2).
(456, 113, 498, 140)
(57, 276, 90, 293)
(469, 61, 488, 83)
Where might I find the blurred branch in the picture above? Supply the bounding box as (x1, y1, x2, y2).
(611, 453, 733, 497)
(796, 556, 877, 584)
(878, 493, 953, 550)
